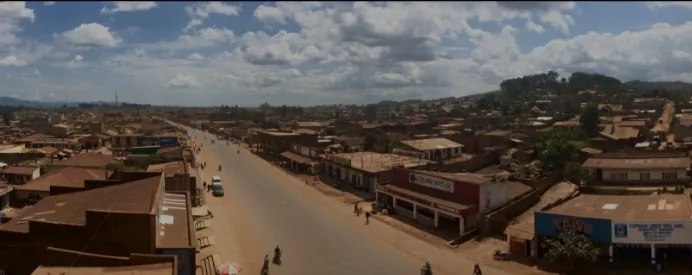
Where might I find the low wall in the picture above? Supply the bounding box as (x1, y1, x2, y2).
(484, 171, 563, 236)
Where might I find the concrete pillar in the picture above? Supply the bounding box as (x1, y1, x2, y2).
(608, 244, 613, 268)
(459, 217, 465, 235)
(434, 211, 439, 228)
(413, 204, 417, 220)
(651, 243, 656, 271)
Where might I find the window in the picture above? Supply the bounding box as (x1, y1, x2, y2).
(608, 172, 627, 181)
(640, 173, 651, 180)
(663, 172, 678, 180)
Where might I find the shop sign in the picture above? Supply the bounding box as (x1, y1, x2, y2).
(377, 185, 462, 215)
(534, 212, 612, 243)
(300, 146, 310, 157)
(409, 173, 454, 193)
(612, 221, 692, 244)
(292, 144, 300, 152)
(431, 202, 461, 215)
(309, 149, 317, 158)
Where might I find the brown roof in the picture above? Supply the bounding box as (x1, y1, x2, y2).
(400, 138, 463, 151)
(295, 128, 317, 135)
(16, 133, 54, 143)
(15, 167, 107, 192)
(156, 192, 193, 248)
(280, 151, 313, 164)
(51, 153, 114, 168)
(545, 194, 692, 221)
(599, 125, 639, 140)
(31, 264, 174, 275)
(0, 166, 37, 175)
(147, 161, 188, 175)
(412, 170, 496, 185)
(580, 147, 603, 154)
(582, 157, 690, 170)
(0, 174, 162, 233)
(295, 121, 327, 128)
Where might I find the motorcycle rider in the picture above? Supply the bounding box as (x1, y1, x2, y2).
(421, 261, 432, 275)
(262, 254, 269, 271)
(274, 245, 282, 261)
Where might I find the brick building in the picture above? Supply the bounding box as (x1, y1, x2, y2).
(252, 131, 318, 157)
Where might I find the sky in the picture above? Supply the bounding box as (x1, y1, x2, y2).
(2, 1, 692, 107)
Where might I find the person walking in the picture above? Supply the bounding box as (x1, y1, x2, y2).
(203, 181, 207, 191)
(365, 211, 371, 225)
(353, 202, 359, 215)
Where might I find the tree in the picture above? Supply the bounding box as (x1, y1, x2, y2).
(281, 105, 287, 118)
(1, 111, 12, 126)
(579, 103, 600, 137)
(531, 130, 580, 171)
(542, 230, 601, 273)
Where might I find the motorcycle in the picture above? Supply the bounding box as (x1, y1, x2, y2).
(493, 250, 510, 261)
(273, 252, 281, 265)
(420, 262, 432, 275)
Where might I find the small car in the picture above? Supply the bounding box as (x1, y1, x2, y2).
(212, 185, 224, 197)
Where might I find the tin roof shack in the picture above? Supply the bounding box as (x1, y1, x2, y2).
(253, 130, 318, 157)
(582, 152, 690, 186)
(13, 167, 108, 205)
(0, 172, 196, 275)
(381, 168, 532, 236)
(47, 153, 115, 170)
(398, 138, 465, 161)
(320, 152, 432, 194)
(0, 166, 40, 185)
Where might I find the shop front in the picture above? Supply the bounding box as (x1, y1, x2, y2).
(611, 220, 692, 270)
(534, 212, 612, 258)
(375, 184, 475, 236)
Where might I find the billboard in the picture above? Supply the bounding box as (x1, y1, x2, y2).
(409, 173, 455, 193)
(534, 212, 612, 243)
(612, 221, 692, 244)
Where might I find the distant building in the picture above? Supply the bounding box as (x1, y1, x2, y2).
(364, 103, 395, 122)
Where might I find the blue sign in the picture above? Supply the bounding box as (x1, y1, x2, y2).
(160, 137, 179, 147)
(534, 212, 613, 243)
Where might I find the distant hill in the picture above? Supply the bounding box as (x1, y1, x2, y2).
(0, 96, 109, 108)
(625, 80, 692, 92)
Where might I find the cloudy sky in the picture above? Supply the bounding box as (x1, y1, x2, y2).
(1, 1, 692, 106)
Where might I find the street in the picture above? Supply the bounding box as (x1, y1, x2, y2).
(183, 125, 512, 275)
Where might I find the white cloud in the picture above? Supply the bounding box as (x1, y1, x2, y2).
(0, 55, 27, 67)
(101, 2, 158, 14)
(167, 74, 203, 88)
(56, 23, 121, 48)
(187, 53, 205, 60)
(183, 2, 241, 32)
(43, 2, 56, 6)
(145, 27, 234, 51)
(34, 68, 40, 75)
(0, 2, 35, 45)
(645, 2, 692, 10)
(526, 21, 545, 33)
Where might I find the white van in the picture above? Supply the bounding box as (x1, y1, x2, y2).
(211, 175, 222, 186)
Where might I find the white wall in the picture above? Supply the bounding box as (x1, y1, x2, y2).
(478, 180, 509, 214)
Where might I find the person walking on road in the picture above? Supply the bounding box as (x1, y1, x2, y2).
(203, 181, 207, 191)
(354, 202, 359, 215)
(365, 211, 371, 225)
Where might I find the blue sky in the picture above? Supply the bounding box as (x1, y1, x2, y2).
(1, 1, 692, 106)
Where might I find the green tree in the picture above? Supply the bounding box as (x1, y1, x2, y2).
(579, 103, 600, 137)
(2, 111, 12, 126)
(532, 130, 580, 171)
(281, 105, 287, 118)
(542, 230, 601, 273)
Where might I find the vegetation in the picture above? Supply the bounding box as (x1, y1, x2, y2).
(579, 103, 600, 137)
(531, 130, 580, 172)
(364, 129, 397, 152)
(542, 230, 601, 273)
(1, 111, 12, 126)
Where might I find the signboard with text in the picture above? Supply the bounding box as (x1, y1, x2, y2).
(612, 221, 692, 244)
(376, 185, 462, 215)
(409, 173, 455, 193)
(300, 147, 310, 157)
(534, 212, 612, 243)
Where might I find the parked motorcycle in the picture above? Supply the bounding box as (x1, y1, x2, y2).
(420, 262, 432, 275)
(493, 250, 510, 261)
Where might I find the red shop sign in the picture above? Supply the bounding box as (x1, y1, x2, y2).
(378, 186, 462, 215)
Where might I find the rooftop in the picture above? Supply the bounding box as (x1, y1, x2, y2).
(0, 174, 162, 233)
(582, 157, 690, 170)
(544, 194, 692, 221)
(400, 138, 463, 151)
(323, 151, 431, 173)
(17, 134, 54, 143)
(156, 192, 192, 248)
(31, 264, 174, 275)
(16, 167, 107, 192)
(147, 161, 188, 175)
(0, 166, 37, 175)
(0, 144, 23, 151)
(51, 153, 114, 168)
(260, 131, 301, 136)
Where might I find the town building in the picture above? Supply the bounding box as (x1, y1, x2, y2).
(12, 166, 107, 203)
(0, 171, 196, 275)
(582, 153, 690, 185)
(363, 103, 395, 122)
(0, 166, 40, 184)
(320, 152, 431, 193)
(252, 130, 318, 157)
(111, 134, 180, 149)
(533, 194, 692, 269)
(398, 138, 465, 161)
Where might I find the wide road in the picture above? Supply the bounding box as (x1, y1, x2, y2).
(186, 127, 423, 275)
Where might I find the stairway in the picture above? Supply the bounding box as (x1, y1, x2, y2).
(197, 253, 220, 275)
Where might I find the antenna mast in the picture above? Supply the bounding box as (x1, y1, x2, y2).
(115, 90, 119, 105)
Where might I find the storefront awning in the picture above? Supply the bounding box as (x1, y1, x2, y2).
(280, 151, 312, 164)
(377, 184, 470, 216)
(504, 222, 535, 240)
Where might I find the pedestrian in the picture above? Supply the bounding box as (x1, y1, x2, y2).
(365, 211, 371, 225)
(203, 181, 207, 191)
(353, 202, 358, 215)
(305, 179, 308, 186)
